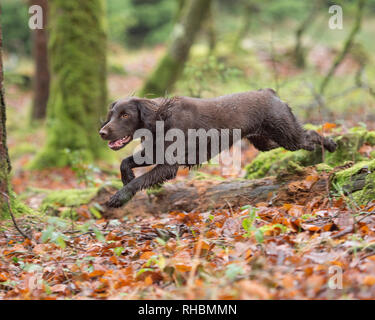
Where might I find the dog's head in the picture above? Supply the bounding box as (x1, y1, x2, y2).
(99, 97, 158, 151)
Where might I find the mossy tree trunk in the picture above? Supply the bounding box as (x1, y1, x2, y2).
(0, 21, 11, 215)
(30, 0, 50, 121)
(32, 0, 108, 168)
(139, 0, 212, 97)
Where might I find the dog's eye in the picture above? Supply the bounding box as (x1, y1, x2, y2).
(121, 114, 129, 119)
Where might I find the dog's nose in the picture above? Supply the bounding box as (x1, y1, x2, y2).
(99, 127, 109, 139)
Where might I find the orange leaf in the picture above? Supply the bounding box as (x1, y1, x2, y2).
(88, 270, 105, 278)
(359, 225, 370, 235)
(307, 225, 321, 232)
(322, 223, 334, 231)
(283, 203, 293, 211)
(144, 275, 153, 285)
(363, 276, 375, 286)
(140, 251, 156, 260)
(0, 273, 7, 282)
(175, 263, 192, 272)
(322, 123, 337, 132)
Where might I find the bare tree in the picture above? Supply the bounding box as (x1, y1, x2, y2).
(139, 0, 212, 97)
(0, 19, 11, 215)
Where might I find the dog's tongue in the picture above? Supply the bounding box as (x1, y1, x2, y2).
(108, 136, 131, 149)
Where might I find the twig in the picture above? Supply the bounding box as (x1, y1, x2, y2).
(1, 192, 30, 240)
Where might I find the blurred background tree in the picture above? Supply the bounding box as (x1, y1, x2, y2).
(107, 0, 177, 48)
(31, 0, 109, 168)
(140, 0, 212, 96)
(1, 0, 31, 56)
(1, 0, 375, 176)
(29, 0, 49, 121)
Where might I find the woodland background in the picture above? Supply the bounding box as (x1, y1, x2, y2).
(1, 0, 375, 299)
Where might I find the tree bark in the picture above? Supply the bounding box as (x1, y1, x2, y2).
(139, 0, 212, 97)
(100, 177, 279, 218)
(100, 169, 334, 219)
(32, 0, 109, 168)
(30, 0, 50, 121)
(0, 20, 11, 213)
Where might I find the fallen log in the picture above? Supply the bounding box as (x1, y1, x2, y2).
(98, 167, 330, 219)
(98, 177, 279, 218)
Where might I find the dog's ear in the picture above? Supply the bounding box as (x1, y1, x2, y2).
(135, 98, 158, 131)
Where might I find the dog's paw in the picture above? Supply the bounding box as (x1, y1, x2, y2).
(325, 139, 337, 153)
(106, 188, 134, 208)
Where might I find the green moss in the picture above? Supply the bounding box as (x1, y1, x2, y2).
(1, 187, 35, 220)
(332, 160, 375, 205)
(37, 179, 122, 215)
(245, 148, 290, 179)
(245, 147, 321, 179)
(40, 188, 98, 213)
(30, 0, 110, 169)
(316, 163, 333, 173)
(9, 143, 37, 159)
(365, 131, 375, 145)
(245, 129, 375, 179)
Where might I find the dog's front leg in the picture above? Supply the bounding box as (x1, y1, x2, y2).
(120, 156, 136, 185)
(107, 164, 179, 208)
(120, 150, 154, 185)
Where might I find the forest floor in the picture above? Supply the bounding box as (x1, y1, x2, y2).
(2, 133, 375, 299)
(2, 43, 375, 299)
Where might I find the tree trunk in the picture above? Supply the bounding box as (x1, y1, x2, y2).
(0, 21, 11, 214)
(205, 0, 216, 54)
(139, 0, 211, 97)
(293, 2, 320, 68)
(232, 1, 258, 52)
(32, 0, 109, 168)
(30, 0, 50, 121)
(319, 0, 366, 95)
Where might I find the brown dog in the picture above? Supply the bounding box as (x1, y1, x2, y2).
(99, 89, 337, 207)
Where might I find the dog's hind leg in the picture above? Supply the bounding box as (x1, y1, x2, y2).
(261, 100, 337, 153)
(302, 130, 337, 152)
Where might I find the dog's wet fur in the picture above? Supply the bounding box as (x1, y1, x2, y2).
(99, 89, 337, 208)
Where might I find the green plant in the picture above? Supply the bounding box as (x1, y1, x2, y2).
(241, 205, 264, 243)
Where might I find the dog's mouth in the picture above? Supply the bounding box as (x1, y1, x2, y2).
(108, 136, 132, 150)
